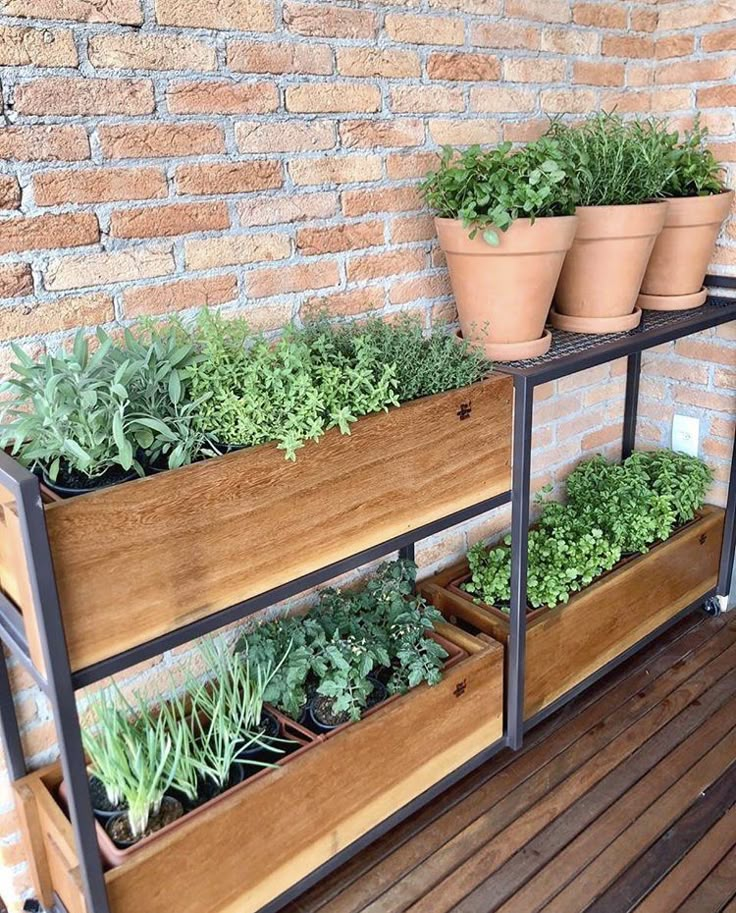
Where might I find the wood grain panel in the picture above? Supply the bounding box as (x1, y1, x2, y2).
(16, 636, 504, 913)
(39, 375, 512, 671)
(420, 506, 724, 717)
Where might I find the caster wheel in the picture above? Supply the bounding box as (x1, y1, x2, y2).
(704, 595, 727, 616)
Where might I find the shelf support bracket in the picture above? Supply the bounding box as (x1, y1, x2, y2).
(507, 375, 533, 751)
(622, 351, 641, 460)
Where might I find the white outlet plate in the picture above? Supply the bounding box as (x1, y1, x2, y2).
(672, 414, 700, 457)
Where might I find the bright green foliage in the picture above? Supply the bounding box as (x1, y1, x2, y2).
(421, 137, 577, 245)
(304, 314, 491, 404)
(545, 113, 674, 207)
(463, 449, 711, 613)
(186, 311, 397, 460)
(566, 455, 675, 554)
(237, 560, 447, 722)
(662, 119, 726, 198)
(625, 449, 713, 525)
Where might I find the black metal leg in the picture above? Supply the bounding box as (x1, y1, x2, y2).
(0, 652, 26, 781)
(14, 474, 111, 913)
(717, 418, 736, 600)
(507, 376, 533, 751)
(622, 351, 641, 460)
(398, 543, 416, 563)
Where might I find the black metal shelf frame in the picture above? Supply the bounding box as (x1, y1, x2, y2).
(0, 276, 734, 913)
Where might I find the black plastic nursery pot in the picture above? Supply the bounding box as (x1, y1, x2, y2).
(420, 506, 725, 719)
(41, 465, 138, 499)
(16, 621, 504, 913)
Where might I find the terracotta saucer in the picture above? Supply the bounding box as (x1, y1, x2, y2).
(456, 329, 552, 361)
(548, 307, 642, 334)
(637, 288, 707, 311)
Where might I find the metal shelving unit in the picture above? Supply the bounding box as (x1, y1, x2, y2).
(0, 275, 734, 913)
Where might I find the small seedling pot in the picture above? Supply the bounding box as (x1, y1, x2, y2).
(42, 466, 138, 498)
(307, 678, 389, 735)
(235, 710, 281, 767)
(105, 796, 184, 853)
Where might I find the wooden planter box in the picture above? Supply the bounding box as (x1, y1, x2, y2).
(14, 623, 504, 913)
(419, 506, 724, 719)
(0, 375, 512, 673)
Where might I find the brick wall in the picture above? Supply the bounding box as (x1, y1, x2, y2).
(0, 0, 734, 908)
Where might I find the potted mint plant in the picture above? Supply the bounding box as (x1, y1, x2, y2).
(422, 137, 578, 361)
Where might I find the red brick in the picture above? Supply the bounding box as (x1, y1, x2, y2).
(167, 80, 278, 114)
(236, 120, 335, 153)
(0, 213, 98, 255)
(13, 77, 154, 116)
(284, 2, 376, 38)
(675, 338, 735, 365)
(472, 22, 540, 49)
(505, 0, 570, 22)
(428, 119, 500, 146)
(0, 126, 89, 162)
(340, 119, 424, 150)
(542, 28, 599, 54)
(0, 175, 21, 210)
(123, 276, 238, 317)
(34, 167, 167, 206)
(541, 88, 597, 113)
(3, 0, 142, 24)
(0, 264, 33, 299)
(248, 260, 340, 299)
(391, 214, 435, 244)
(470, 86, 536, 113)
(239, 192, 338, 227)
(303, 287, 384, 318)
(503, 58, 566, 83)
(702, 29, 736, 52)
(699, 85, 736, 108)
(503, 119, 548, 142)
(342, 187, 422, 218)
(427, 52, 500, 81)
(631, 8, 657, 31)
(602, 35, 654, 58)
(228, 40, 332, 75)
(286, 84, 381, 113)
(650, 88, 693, 112)
(175, 161, 282, 195)
(386, 151, 439, 179)
(573, 3, 627, 28)
(656, 58, 735, 85)
(0, 293, 113, 340)
(347, 248, 425, 283)
(675, 387, 734, 413)
(297, 221, 384, 255)
(574, 61, 625, 86)
(337, 48, 420, 78)
(110, 202, 230, 239)
(391, 86, 464, 114)
(45, 246, 175, 291)
(389, 273, 451, 305)
(154, 0, 274, 31)
(88, 33, 216, 72)
(98, 123, 225, 159)
(384, 13, 464, 45)
(0, 25, 78, 67)
(185, 234, 290, 270)
(655, 35, 696, 59)
(289, 155, 382, 186)
(659, 3, 736, 30)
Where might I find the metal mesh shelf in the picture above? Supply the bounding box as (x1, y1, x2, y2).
(497, 294, 736, 384)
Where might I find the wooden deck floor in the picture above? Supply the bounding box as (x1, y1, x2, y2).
(285, 611, 736, 913)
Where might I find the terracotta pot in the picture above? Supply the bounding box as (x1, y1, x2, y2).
(435, 215, 578, 361)
(638, 190, 734, 311)
(552, 202, 667, 334)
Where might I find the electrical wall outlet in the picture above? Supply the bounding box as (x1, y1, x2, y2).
(672, 414, 700, 457)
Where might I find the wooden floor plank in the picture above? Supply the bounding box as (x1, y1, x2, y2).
(587, 763, 736, 913)
(633, 805, 736, 913)
(392, 636, 736, 913)
(541, 728, 736, 913)
(460, 664, 736, 913)
(676, 842, 736, 913)
(312, 616, 728, 913)
(285, 614, 716, 913)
